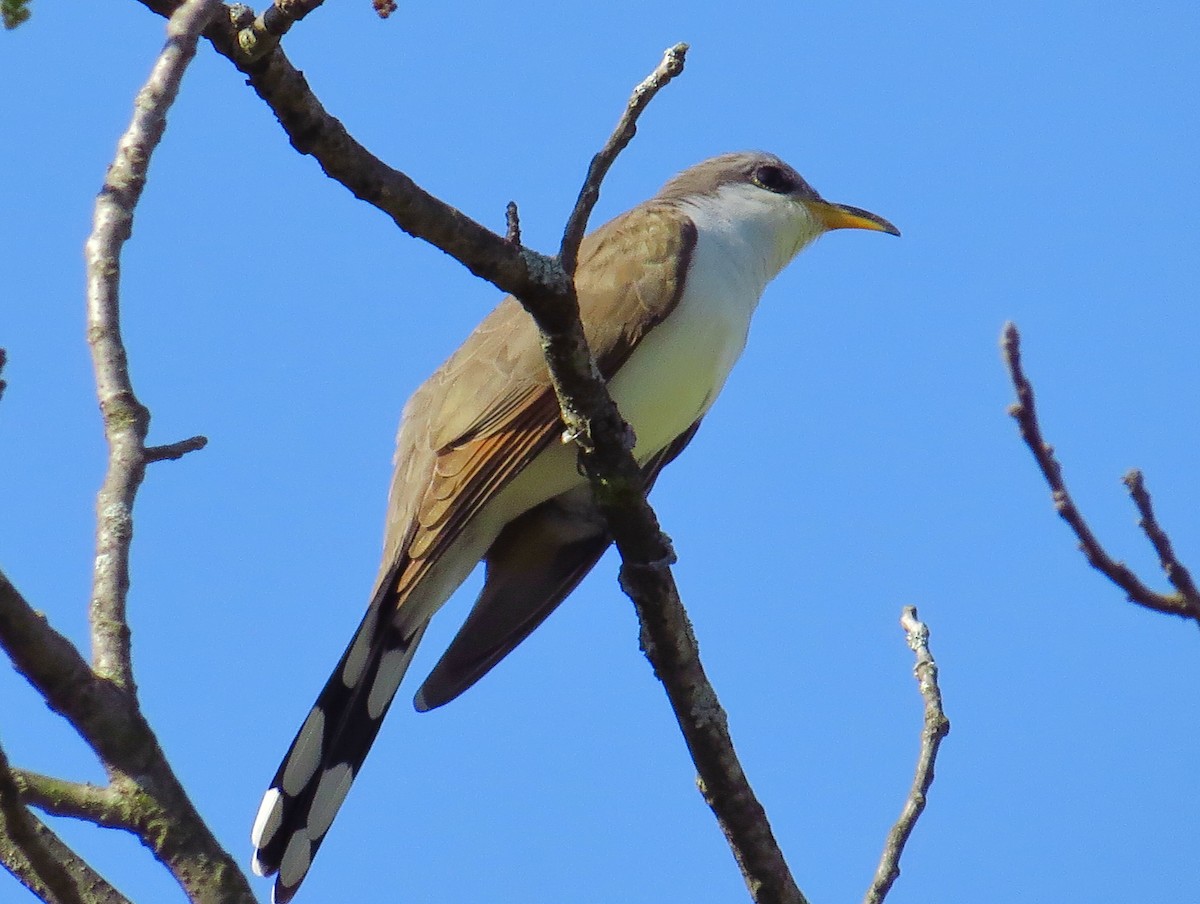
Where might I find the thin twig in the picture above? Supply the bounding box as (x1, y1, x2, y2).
(233, 0, 328, 64)
(1002, 322, 1200, 621)
(865, 607, 949, 904)
(145, 435, 208, 462)
(0, 348, 8, 403)
(1122, 470, 1200, 609)
(83, 0, 217, 692)
(0, 742, 85, 904)
(505, 201, 521, 245)
(559, 43, 688, 278)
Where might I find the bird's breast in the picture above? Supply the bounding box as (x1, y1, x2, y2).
(608, 231, 766, 460)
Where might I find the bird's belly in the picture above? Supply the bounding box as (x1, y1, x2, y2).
(608, 288, 751, 459)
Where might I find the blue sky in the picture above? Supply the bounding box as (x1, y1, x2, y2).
(3, 2, 1199, 902)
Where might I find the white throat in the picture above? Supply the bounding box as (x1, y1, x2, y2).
(681, 182, 824, 292)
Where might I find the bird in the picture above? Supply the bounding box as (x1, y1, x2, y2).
(250, 151, 898, 902)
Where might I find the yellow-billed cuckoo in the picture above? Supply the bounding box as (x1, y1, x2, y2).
(251, 151, 898, 901)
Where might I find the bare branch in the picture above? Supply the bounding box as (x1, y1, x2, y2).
(0, 743, 85, 904)
(83, 0, 218, 692)
(0, 803, 132, 904)
(0, 569, 141, 765)
(137, 0, 575, 307)
(145, 435, 208, 462)
(2, 568, 251, 902)
(11, 771, 125, 830)
(1002, 322, 1200, 622)
(1122, 469, 1200, 609)
(865, 607, 950, 904)
(558, 43, 688, 277)
(505, 201, 521, 245)
(0, 348, 8, 403)
(232, 0, 328, 65)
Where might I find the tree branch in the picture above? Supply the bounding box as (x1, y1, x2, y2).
(0, 802, 132, 904)
(0, 569, 143, 768)
(0, 743, 85, 904)
(864, 607, 949, 904)
(558, 43, 687, 277)
(11, 771, 125, 830)
(84, 0, 218, 693)
(144, 435, 208, 463)
(504, 201, 521, 245)
(1002, 322, 1200, 622)
(1122, 469, 1200, 608)
(137, 0, 572, 306)
(230, 0, 328, 65)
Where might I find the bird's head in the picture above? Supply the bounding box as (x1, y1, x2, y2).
(656, 151, 899, 280)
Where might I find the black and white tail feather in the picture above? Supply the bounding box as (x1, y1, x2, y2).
(250, 577, 427, 904)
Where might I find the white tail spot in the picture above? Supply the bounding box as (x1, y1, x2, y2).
(306, 762, 355, 839)
(251, 787, 284, 849)
(367, 646, 408, 720)
(281, 707, 325, 796)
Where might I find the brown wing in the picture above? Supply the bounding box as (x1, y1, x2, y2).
(374, 201, 698, 614)
(412, 417, 704, 711)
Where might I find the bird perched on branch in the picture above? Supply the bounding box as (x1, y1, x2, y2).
(251, 151, 898, 902)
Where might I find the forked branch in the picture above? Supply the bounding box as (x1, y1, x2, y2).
(1002, 322, 1200, 622)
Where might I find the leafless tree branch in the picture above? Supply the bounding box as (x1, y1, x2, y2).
(230, 0, 327, 65)
(0, 569, 140, 767)
(139, 0, 572, 304)
(1122, 469, 1200, 607)
(3, 563, 250, 898)
(505, 201, 521, 245)
(0, 800, 132, 904)
(144, 435, 208, 462)
(1002, 322, 1200, 622)
(865, 607, 949, 904)
(0, 743, 85, 904)
(84, 0, 219, 693)
(559, 42, 688, 277)
(10, 772, 126, 831)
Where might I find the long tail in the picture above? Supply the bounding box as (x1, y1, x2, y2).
(250, 596, 428, 904)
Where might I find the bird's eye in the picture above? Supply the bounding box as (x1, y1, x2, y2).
(752, 164, 794, 194)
